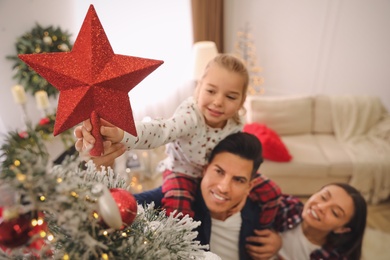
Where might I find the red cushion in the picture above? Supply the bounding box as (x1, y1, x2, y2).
(243, 123, 292, 162)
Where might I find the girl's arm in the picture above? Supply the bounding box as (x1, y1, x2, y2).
(121, 98, 200, 150)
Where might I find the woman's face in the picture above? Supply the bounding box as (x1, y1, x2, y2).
(302, 185, 355, 233)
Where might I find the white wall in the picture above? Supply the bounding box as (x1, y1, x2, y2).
(225, 0, 390, 110)
(0, 0, 77, 142)
(0, 0, 192, 140)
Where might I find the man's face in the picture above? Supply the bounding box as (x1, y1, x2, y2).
(200, 152, 254, 220)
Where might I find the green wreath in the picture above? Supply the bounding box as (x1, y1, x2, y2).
(7, 23, 73, 98)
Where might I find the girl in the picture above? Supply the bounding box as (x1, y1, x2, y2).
(75, 54, 280, 226)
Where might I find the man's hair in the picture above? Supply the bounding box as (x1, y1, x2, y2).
(207, 132, 263, 179)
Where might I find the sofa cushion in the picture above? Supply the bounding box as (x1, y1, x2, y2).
(259, 135, 329, 178)
(313, 95, 334, 134)
(245, 95, 313, 135)
(315, 135, 352, 177)
(243, 123, 292, 162)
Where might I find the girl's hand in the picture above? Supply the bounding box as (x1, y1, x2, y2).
(99, 118, 124, 144)
(91, 141, 126, 168)
(74, 120, 95, 153)
(74, 118, 125, 153)
(246, 229, 281, 260)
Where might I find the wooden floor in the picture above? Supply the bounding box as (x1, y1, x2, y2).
(366, 199, 390, 233)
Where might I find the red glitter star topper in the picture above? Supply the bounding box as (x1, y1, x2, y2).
(19, 5, 164, 156)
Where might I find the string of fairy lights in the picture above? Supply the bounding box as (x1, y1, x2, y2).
(234, 23, 265, 95)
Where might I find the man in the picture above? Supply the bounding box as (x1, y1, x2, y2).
(133, 132, 281, 260)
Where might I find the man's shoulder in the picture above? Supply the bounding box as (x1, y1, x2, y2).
(134, 186, 164, 208)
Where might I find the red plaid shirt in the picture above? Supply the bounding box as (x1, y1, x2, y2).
(249, 173, 282, 227)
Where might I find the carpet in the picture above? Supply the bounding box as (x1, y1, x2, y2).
(362, 227, 390, 260)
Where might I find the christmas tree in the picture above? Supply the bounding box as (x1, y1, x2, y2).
(234, 23, 265, 95)
(0, 144, 211, 259)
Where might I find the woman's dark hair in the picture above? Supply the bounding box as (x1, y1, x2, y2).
(323, 182, 367, 259)
(207, 132, 263, 179)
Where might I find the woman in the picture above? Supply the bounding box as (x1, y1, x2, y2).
(247, 183, 367, 259)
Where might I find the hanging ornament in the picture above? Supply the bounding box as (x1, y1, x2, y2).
(95, 184, 122, 230)
(109, 188, 138, 228)
(0, 207, 34, 249)
(43, 35, 52, 45)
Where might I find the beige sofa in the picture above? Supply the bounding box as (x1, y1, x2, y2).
(244, 95, 390, 204)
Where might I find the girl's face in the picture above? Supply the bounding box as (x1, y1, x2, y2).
(302, 185, 355, 234)
(196, 63, 245, 128)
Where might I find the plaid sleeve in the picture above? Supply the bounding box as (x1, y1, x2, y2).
(273, 194, 303, 232)
(249, 173, 282, 227)
(161, 170, 199, 217)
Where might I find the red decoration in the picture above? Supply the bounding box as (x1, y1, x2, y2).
(28, 222, 49, 255)
(109, 188, 137, 228)
(243, 123, 292, 162)
(38, 117, 50, 126)
(18, 4, 164, 156)
(18, 131, 29, 139)
(0, 208, 34, 249)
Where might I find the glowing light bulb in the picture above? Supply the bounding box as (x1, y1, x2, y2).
(14, 160, 21, 166)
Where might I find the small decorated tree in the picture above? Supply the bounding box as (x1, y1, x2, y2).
(234, 23, 265, 95)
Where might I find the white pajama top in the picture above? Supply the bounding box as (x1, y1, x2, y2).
(121, 96, 243, 178)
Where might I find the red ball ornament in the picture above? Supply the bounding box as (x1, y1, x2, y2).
(109, 188, 138, 228)
(0, 208, 34, 249)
